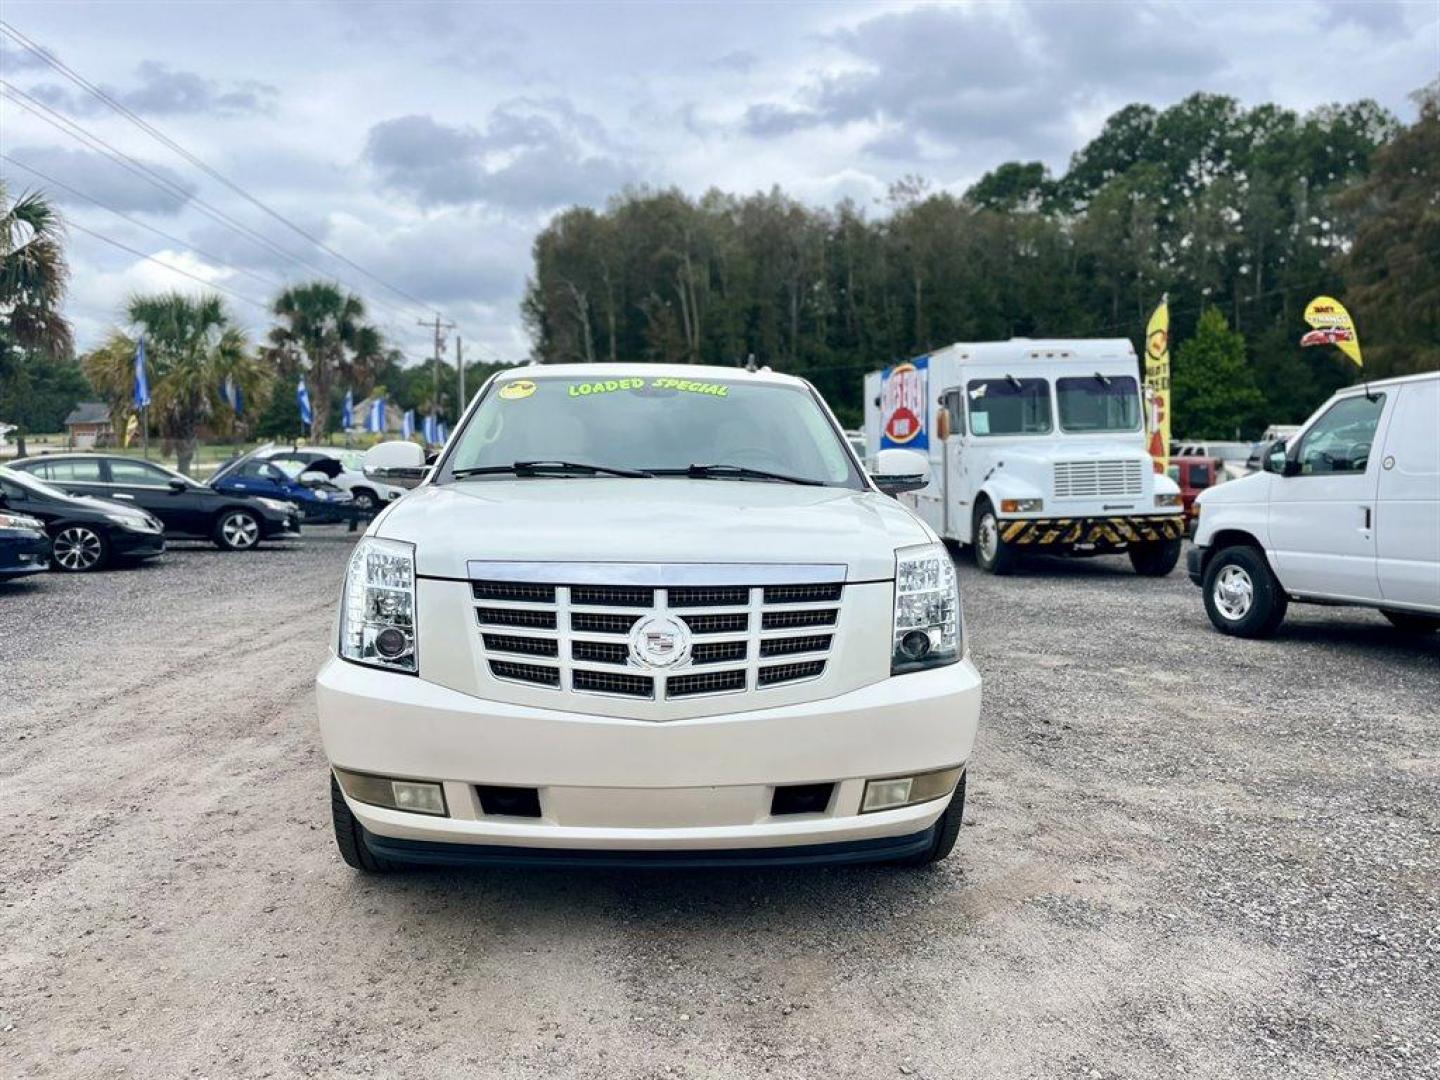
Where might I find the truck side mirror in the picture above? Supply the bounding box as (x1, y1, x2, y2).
(870, 448, 930, 495)
(1262, 440, 1288, 475)
(365, 440, 429, 489)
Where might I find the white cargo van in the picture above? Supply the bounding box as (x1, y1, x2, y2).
(865, 340, 1185, 575)
(316, 365, 982, 871)
(1189, 372, 1440, 637)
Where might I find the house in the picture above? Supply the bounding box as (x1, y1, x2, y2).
(64, 402, 114, 449)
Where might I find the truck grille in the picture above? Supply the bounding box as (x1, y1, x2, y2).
(471, 570, 844, 703)
(1053, 459, 1144, 500)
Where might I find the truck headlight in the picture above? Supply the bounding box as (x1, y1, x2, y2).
(339, 536, 417, 674)
(1000, 498, 1043, 513)
(1155, 492, 1182, 508)
(892, 542, 962, 674)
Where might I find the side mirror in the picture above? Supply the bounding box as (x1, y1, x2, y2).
(167, 478, 187, 493)
(298, 469, 329, 488)
(870, 447, 930, 495)
(364, 440, 428, 490)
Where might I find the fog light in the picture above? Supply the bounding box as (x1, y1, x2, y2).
(334, 767, 448, 816)
(374, 626, 409, 658)
(899, 629, 932, 661)
(861, 766, 963, 813)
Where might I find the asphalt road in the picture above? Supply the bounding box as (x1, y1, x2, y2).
(1, 531, 1436, 1079)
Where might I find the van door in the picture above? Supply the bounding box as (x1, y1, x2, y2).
(1268, 392, 1390, 602)
(940, 388, 967, 539)
(1376, 380, 1440, 609)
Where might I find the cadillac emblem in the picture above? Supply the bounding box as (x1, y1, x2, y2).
(629, 614, 691, 669)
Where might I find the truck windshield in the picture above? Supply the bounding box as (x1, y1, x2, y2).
(442, 375, 861, 487)
(967, 378, 1051, 436)
(1056, 375, 1141, 433)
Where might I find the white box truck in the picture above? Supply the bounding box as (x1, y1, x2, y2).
(865, 339, 1185, 575)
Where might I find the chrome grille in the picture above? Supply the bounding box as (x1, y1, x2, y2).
(1053, 459, 1144, 499)
(470, 570, 842, 704)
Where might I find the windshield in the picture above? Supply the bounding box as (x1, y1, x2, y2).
(442, 374, 861, 487)
(0, 465, 71, 501)
(1056, 375, 1141, 432)
(967, 378, 1051, 436)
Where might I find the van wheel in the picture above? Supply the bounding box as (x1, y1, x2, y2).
(1129, 537, 1182, 576)
(897, 774, 966, 867)
(1202, 545, 1288, 638)
(1382, 609, 1440, 634)
(330, 774, 404, 873)
(973, 501, 1016, 575)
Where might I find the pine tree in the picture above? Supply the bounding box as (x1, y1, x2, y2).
(1172, 307, 1267, 439)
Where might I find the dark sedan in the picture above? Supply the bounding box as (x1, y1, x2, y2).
(0, 465, 165, 572)
(10, 454, 301, 551)
(0, 510, 51, 580)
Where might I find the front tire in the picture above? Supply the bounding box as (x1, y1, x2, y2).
(351, 489, 378, 512)
(1202, 545, 1288, 638)
(1382, 609, 1440, 634)
(1129, 537, 1182, 577)
(973, 501, 1016, 575)
(897, 773, 966, 867)
(330, 773, 404, 873)
(214, 509, 262, 551)
(50, 525, 109, 572)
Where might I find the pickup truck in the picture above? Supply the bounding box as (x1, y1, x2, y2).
(316, 365, 983, 871)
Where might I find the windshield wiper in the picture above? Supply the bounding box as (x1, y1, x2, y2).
(452, 460, 653, 479)
(649, 463, 825, 486)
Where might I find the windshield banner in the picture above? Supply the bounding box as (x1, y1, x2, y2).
(881, 357, 929, 450)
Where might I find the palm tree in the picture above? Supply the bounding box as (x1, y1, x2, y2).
(1, 183, 74, 457)
(82, 292, 258, 475)
(268, 282, 382, 440)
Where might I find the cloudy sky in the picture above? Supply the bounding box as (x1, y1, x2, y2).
(2, 0, 1436, 365)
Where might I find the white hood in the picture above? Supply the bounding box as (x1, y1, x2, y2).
(376, 478, 931, 581)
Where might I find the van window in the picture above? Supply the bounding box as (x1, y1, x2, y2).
(967, 378, 1051, 436)
(1295, 394, 1386, 475)
(1056, 375, 1140, 432)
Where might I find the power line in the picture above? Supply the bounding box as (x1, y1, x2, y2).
(1, 150, 289, 295)
(64, 219, 269, 310)
(0, 19, 440, 319)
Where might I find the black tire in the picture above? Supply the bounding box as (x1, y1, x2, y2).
(897, 773, 967, 867)
(351, 489, 378, 512)
(330, 773, 404, 873)
(49, 524, 110, 572)
(1382, 609, 1440, 634)
(213, 509, 262, 551)
(1201, 545, 1288, 638)
(1129, 537, 1182, 577)
(973, 500, 1016, 575)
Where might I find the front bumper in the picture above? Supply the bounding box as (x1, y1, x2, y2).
(316, 654, 981, 853)
(259, 513, 302, 539)
(0, 531, 51, 578)
(1000, 513, 1185, 551)
(1186, 544, 1207, 586)
(111, 530, 166, 560)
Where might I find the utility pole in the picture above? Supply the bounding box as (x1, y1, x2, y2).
(456, 335, 465, 414)
(417, 314, 456, 428)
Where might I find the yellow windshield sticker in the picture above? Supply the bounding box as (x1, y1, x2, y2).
(565, 377, 731, 398)
(499, 380, 536, 400)
(568, 378, 646, 397)
(648, 377, 729, 396)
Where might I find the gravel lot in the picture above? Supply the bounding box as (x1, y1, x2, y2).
(1, 531, 1436, 1079)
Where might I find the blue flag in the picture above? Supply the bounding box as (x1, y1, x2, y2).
(366, 396, 386, 434)
(402, 409, 415, 439)
(437, 422, 448, 444)
(423, 413, 438, 445)
(133, 338, 151, 409)
(297, 377, 313, 427)
(341, 389, 354, 430)
(221, 375, 243, 416)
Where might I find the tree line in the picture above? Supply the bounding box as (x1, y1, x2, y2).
(524, 89, 1440, 433)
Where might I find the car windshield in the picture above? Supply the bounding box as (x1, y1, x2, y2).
(967, 377, 1051, 436)
(0, 465, 70, 500)
(1056, 375, 1141, 432)
(442, 374, 860, 487)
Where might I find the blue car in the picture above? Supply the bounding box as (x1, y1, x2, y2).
(0, 510, 53, 580)
(210, 443, 360, 527)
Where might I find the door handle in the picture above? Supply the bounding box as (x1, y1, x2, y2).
(112, 493, 134, 500)
(1361, 505, 1371, 530)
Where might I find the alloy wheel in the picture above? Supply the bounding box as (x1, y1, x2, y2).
(53, 527, 103, 571)
(222, 512, 260, 550)
(1213, 565, 1254, 620)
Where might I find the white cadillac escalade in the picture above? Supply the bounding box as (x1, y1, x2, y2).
(316, 364, 982, 871)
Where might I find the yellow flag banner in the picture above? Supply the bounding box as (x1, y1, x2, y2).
(1301, 296, 1363, 368)
(123, 413, 139, 449)
(1144, 296, 1170, 473)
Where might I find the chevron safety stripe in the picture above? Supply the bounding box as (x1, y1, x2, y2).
(1001, 515, 1184, 547)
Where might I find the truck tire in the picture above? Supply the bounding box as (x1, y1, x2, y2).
(330, 773, 404, 873)
(1382, 609, 1440, 634)
(1129, 537, 1182, 576)
(897, 774, 966, 867)
(973, 500, 1016, 575)
(1201, 545, 1288, 638)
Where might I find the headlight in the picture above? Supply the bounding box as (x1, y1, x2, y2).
(1155, 492, 1183, 508)
(313, 489, 329, 501)
(892, 542, 962, 674)
(340, 536, 418, 674)
(0, 513, 44, 531)
(105, 512, 150, 531)
(1000, 498, 1043, 513)
(256, 497, 290, 512)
